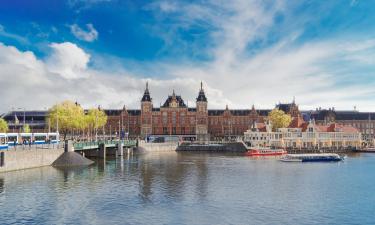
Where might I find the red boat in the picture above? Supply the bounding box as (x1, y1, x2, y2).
(245, 147, 287, 156)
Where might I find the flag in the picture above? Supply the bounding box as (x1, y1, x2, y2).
(14, 114, 19, 125)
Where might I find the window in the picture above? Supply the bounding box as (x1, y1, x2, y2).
(163, 127, 168, 134)
(181, 113, 185, 125)
(163, 112, 168, 124)
(172, 112, 176, 125)
(172, 127, 176, 134)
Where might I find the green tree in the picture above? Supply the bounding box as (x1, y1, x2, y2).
(86, 108, 108, 141)
(23, 124, 31, 133)
(0, 118, 8, 133)
(268, 109, 292, 131)
(47, 100, 86, 140)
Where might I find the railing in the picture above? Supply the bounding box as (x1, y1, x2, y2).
(73, 140, 137, 150)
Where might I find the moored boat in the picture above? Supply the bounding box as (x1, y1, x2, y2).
(280, 153, 344, 162)
(355, 148, 375, 153)
(245, 147, 287, 156)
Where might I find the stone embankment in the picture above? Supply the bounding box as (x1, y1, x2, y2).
(136, 142, 179, 152)
(0, 148, 64, 173)
(176, 142, 247, 152)
(0, 141, 93, 173)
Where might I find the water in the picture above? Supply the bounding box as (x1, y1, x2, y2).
(0, 152, 375, 225)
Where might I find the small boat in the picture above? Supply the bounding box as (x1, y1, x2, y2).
(355, 148, 375, 153)
(245, 147, 287, 156)
(280, 153, 344, 162)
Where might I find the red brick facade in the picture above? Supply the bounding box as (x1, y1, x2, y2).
(103, 82, 279, 139)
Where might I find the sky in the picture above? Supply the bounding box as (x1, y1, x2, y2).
(1, 0, 375, 112)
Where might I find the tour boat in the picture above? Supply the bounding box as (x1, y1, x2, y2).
(280, 153, 344, 162)
(245, 147, 287, 156)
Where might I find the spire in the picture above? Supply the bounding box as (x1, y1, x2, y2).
(225, 104, 228, 110)
(196, 81, 207, 102)
(141, 81, 151, 102)
(293, 96, 295, 104)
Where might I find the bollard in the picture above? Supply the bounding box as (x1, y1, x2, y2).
(117, 142, 124, 156)
(98, 143, 106, 159)
(64, 140, 74, 152)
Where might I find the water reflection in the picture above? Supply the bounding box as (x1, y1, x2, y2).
(0, 152, 375, 225)
(0, 178, 4, 193)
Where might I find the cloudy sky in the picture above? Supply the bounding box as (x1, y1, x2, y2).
(0, 0, 375, 112)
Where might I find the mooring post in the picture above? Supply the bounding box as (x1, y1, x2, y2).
(117, 142, 124, 156)
(64, 140, 73, 152)
(99, 143, 106, 159)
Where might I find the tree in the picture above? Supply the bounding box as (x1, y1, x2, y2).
(23, 124, 31, 133)
(0, 118, 8, 133)
(86, 108, 108, 141)
(268, 109, 292, 131)
(47, 100, 86, 140)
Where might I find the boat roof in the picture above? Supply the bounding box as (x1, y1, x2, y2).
(287, 153, 340, 157)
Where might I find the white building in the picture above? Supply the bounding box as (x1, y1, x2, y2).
(244, 120, 361, 149)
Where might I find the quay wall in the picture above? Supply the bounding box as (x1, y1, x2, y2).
(176, 142, 247, 152)
(0, 148, 64, 173)
(137, 142, 178, 152)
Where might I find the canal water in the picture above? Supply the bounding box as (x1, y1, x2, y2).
(0, 152, 375, 225)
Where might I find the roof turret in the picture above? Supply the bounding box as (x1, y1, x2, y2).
(141, 81, 152, 102)
(196, 81, 207, 102)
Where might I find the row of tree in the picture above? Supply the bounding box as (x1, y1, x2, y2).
(0, 119, 30, 133)
(48, 100, 108, 140)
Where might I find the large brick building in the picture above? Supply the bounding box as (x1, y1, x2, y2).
(104, 82, 268, 140)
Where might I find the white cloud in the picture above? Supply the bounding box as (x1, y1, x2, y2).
(70, 23, 98, 42)
(46, 42, 90, 79)
(0, 42, 202, 113)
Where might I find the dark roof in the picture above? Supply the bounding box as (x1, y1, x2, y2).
(276, 103, 295, 113)
(188, 108, 196, 112)
(128, 110, 141, 116)
(257, 110, 270, 116)
(208, 109, 270, 116)
(306, 110, 375, 121)
(196, 89, 207, 102)
(208, 110, 224, 116)
(141, 82, 152, 102)
(2, 111, 48, 120)
(104, 109, 121, 116)
(162, 95, 186, 107)
(103, 109, 141, 116)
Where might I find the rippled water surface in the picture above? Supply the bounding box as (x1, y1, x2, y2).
(1, 152, 375, 225)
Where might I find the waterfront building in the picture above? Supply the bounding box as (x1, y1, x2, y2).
(244, 119, 362, 149)
(306, 108, 375, 143)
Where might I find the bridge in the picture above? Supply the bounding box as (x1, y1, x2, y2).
(73, 140, 137, 151)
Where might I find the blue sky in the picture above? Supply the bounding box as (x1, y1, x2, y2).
(0, 0, 375, 112)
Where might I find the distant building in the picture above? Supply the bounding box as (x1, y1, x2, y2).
(306, 108, 375, 142)
(244, 120, 361, 149)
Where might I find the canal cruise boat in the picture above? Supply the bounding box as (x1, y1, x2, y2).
(280, 153, 345, 162)
(245, 147, 287, 156)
